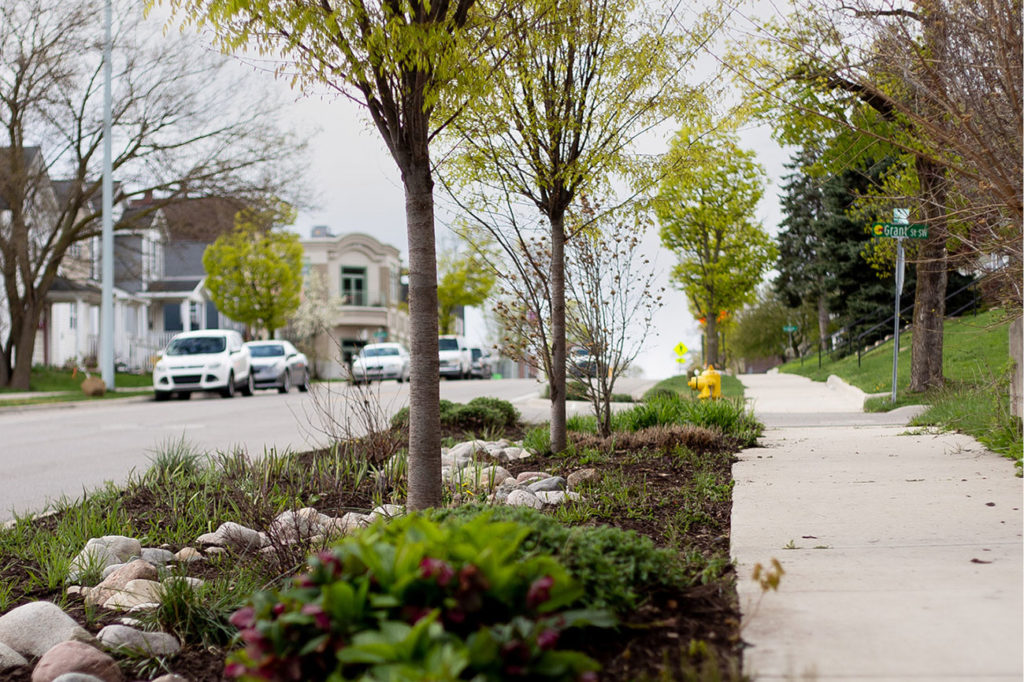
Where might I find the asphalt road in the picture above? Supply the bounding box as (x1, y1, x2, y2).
(0, 376, 655, 523)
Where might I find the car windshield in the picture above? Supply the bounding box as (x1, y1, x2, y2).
(166, 336, 226, 356)
(363, 347, 399, 357)
(471, 349, 482, 360)
(249, 345, 285, 358)
(438, 338, 459, 351)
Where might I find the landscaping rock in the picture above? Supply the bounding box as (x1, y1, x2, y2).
(68, 535, 142, 582)
(102, 579, 163, 611)
(527, 476, 567, 493)
(0, 640, 27, 672)
(505, 489, 544, 509)
(535, 491, 582, 505)
(86, 560, 159, 607)
(196, 522, 266, 551)
(515, 471, 551, 484)
(97, 625, 180, 657)
(446, 440, 488, 463)
(269, 508, 333, 543)
(0, 601, 95, 658)
(324, 512, 371, 535)
(99, 564, 123, 580)
(498, 447, 532, 463)
(52, 674, 107, 682)
(174, 547, 203, 563)
(370, 504, 405, 519)
(31, 640, 122, 682)
(151, 675, 190, 682)
(567, 468, 599, 489)
(141, 548, 176, 566)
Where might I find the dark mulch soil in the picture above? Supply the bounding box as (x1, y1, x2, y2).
(0, 423, 745, 682)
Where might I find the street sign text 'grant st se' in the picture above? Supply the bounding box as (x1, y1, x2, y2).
(872, 223, 929, 239)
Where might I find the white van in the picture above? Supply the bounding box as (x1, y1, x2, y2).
(438, 335, 471, 379)
(153, 330, 253, 400)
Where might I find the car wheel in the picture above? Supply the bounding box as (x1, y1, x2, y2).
(297, 370, 310, 392)
(241, 372, 255, 396)
(278, 371, 291, 394)
(154, 390, 171, 402)
(221, 371, 236, 398)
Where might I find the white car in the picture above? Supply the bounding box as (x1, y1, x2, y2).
(244, 340, 310, 393)
(469, 346, 493, 379)
(351, 343, 410, 384)
(438, 335, 471, 379)
(153, 330, 253, 400)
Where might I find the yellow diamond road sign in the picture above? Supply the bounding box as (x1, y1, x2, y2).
(674, 342, 688, 357)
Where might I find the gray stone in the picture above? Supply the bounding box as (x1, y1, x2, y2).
(68, 536, 142, 582)
(567, 468, 599, 490)
(516, 471, 550, 484)
(87, 560, 159, 607)
(0, 601, 95, 658)
(0, 640, 27, 672)
(505, 489, 544, 509)
(97, 625, 180, 657)
(99, 564, 124, 580)
(141, 548, 176, 566)
(30, 640, 122, 682)
(324, 512, 370, 535)
(535, 491, 582, 505)
(197, 522, 265, 551)
(370, 504, 405, 519)
(498, 447, 532, 462)
(447, 440, 488, 463)
(52, 674, 106, 682)
(527, 476, 567, 493)
(151, 676, 191, 682)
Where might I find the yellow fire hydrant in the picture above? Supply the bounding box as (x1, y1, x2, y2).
(687, 364, 722, 400)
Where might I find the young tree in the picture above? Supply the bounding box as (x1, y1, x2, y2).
(564, 201, 662, 437)
(202, 203, 303, 339)
(0, 0, 298, 389)
(732, 288, 818, 365)
(436, 246, 494, 335)
(445, 0, 691, 452)
(157, 0, 482, 509)
(656, 126, 775, 368)
(287, 268, 341, 378)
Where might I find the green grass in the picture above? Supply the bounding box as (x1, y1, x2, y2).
(781, 309, 1021, 469)
(644, 373, 745, 400)
(0, 366, 152, 394)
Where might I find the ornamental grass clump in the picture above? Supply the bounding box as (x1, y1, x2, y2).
(225, 514, 614, 681)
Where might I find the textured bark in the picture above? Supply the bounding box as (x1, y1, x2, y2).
(705, 315, 719, 368)
(817, 294, 830, 352)
(549, 212, 567, 454)
(402, 163, 442, 510)
(909, 157, 948, 392)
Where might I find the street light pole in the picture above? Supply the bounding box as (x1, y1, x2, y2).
(100, 0, 114, 389)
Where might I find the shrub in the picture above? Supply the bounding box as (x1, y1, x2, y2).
(466, 396, 520, 427)
(390, 397, 520, 433)
(612, 392, 762, 446)
(225, 513, 612, 681)
(429, 506, 688, 612)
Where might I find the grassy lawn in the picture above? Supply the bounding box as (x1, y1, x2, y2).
(781, 309, 1021, 469)
(645, 372, 745, 399)
(0, 366, 153, 393)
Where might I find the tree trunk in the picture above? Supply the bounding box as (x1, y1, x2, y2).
(909, 157, 948, 393)
(817, 294, 830, 351)
(8, 298, 41, 391)
(403, 163, 443, 510)
(705, 315, 719, 368)
(549, 213, 567, 453)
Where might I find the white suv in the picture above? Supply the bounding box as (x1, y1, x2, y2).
(438, 335, 472, 380)
(153, 330, 254, 400)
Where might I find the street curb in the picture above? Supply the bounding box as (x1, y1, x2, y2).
(826, 374, 868, 406)
(0, 393, 152, 414)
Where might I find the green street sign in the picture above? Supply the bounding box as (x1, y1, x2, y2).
(782, 325, 798, 333)
(872, 222, 929, 239)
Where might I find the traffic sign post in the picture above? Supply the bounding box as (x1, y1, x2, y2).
(873, 209, 921, 403)
(782, 324, 798, 359)
(673, 342, 689, 373)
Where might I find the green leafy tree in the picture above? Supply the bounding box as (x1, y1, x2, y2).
(732, 289, 818, 366)
(436, 248, 494, 335)
(444, 0, 691, 452)
(203, 204, 303, 339)
(656, 126, 776, 368)
(156, 0, 483, 508)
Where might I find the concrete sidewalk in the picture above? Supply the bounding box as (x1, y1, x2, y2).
(733, 372, 1022, 681)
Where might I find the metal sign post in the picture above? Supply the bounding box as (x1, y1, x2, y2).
(888, 209, 909, 404)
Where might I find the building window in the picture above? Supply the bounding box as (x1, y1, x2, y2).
(341, 266, 366, 306)
(69, 304, 77, 330)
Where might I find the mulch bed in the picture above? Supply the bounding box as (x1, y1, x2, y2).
(0, 423, 746, 682)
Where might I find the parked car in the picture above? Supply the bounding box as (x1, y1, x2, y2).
(153, 330, 253, 400)
(351, 343, 410, 384)
(244, 340, 310, 393)
(469, 346, 493, 379)
(568, 346, 599, 379)
(438, 335, 472, 379)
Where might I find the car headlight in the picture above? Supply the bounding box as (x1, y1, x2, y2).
(207, 361, 222, 370)
(155, 360, 165, 371)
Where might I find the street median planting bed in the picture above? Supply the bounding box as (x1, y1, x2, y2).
(0, 392, 759, 681)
